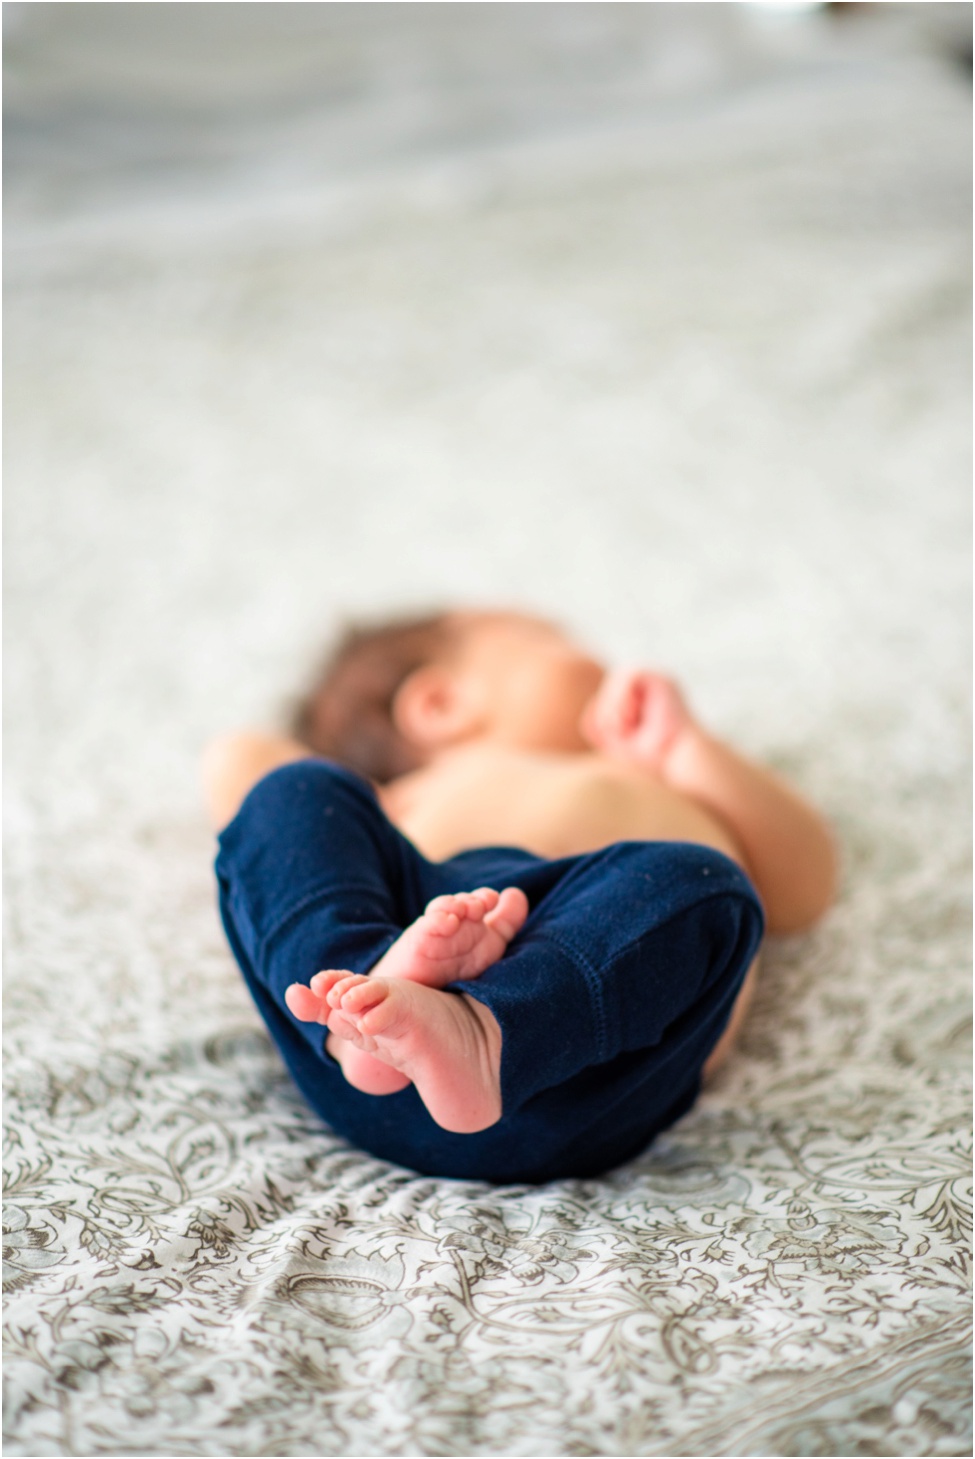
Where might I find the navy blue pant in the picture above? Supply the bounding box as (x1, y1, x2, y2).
(215, 759, 764, 1185)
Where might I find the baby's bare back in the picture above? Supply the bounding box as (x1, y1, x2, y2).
(379, 743, 744, 866)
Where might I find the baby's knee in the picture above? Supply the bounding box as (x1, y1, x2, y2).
(609, 838, 750, 895)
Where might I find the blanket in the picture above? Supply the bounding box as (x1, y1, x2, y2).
(5, 6, 970, 1454)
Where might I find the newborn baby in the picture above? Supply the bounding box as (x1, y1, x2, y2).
(204, 610, 836, 1183)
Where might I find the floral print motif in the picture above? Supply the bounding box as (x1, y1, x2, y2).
(4, 14, 971, 1450)
(4, 924, 970, 1456)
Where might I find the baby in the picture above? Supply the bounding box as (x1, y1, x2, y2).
(204, 610, 836, 1183)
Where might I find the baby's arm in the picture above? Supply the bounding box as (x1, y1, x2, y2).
(582, 671, 838, 934)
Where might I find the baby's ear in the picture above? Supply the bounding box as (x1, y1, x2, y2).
(392, 666, 482, 751)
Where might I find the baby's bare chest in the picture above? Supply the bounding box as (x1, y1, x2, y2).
(385, 751, 741, 865)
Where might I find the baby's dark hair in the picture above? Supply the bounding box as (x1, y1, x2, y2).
(292, 612, 457, 784)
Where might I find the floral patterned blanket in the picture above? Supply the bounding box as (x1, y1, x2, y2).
(4, 8, 971, 1455)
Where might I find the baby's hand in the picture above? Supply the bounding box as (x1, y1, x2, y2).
(579, 668, 693, 772)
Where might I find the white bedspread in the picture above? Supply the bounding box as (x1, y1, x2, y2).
(4, 7, 971, 1454)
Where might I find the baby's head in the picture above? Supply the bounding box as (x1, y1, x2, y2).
(294, 609, 606, 783)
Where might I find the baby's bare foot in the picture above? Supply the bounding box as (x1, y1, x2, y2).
(317, 973, 502, 1133)
(284, 981, 411, 1095)
(284, 884, 526, 1098)
(373, 886, 529, 987)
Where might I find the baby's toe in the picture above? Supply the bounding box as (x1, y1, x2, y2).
(460, 888, 498, 920)
(453, 894, 484, 922)
(326, 973, 367, 1007)
(311, 969, 351, 998)
(339, 979, 387, 1015)
(428, 906, 461, 936)
(484, 886, 530, 940)
(285, 983, 326, 1023)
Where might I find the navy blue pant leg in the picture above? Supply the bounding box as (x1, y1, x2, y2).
(215, 759, 764, 1184)
(214, 760, 429, 1133)
(449, 841, 764, 1180)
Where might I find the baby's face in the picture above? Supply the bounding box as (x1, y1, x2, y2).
(446, 612, 605, 753)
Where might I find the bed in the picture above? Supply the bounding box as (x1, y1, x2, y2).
(4, 7, 970, 1454)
